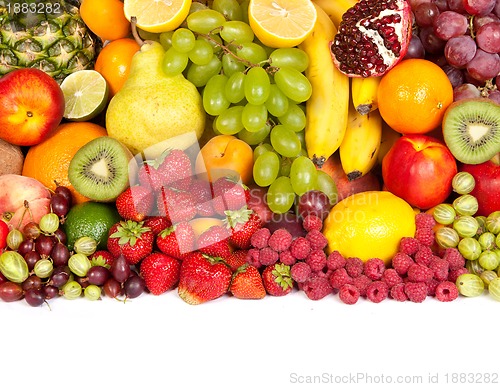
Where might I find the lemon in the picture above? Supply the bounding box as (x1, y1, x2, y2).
(124, 0, 192, 33)
(323, 191, 416, 264)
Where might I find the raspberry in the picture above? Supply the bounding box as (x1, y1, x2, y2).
(363, 258, 386, 280)
(366, 281, 389, 303)
(390, 283, 408, 301)
(382, 268, 403, 288)
(426, 278, 440, 296)
(268, 228, 293, 252)
(339, 284, 360, 305)
(302, 214, 323, 232)
(250, 228, 271, 249)
(399, 237, 420, 256)
(305, 229, 328, 250)
(435, 281, 459, 302)
(415, 227, 435, 247)
(290, 237, 311, 260)
(352, 274, 372, 297)
(430, 258, 450, 281)
(291, 262, 312, 283)
(279, 249, 296, 266)
(246, 248, 262, 269)
(414, 245, 434, 266)
(404, 282, 427, 303)
(407, 263, 434, 283)
(306, 249, 327, 272)
(326, 251, 346, 270)
(345, 257, 364, 278)
(443, 248, 466, 270)
(391, 252, 414, 276)
(302, 274, 333, 300)
(448, 267, 468, 282)
(259, 247, 279, 266)
(415, 212, 436, 230)
(329, 268, 353, 289)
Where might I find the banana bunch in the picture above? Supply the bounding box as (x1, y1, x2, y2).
(312, 0, 358, 28)
(351, 76, 381, 115)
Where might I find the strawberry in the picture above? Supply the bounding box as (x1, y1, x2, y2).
(115, 185, 154, 222)
(190, 178, 215, 217)
(211, 176, 250, 216)
(197, 225, 232, 259)
(229, 263, 266, 299)
(157, 149, 193, 190)
(143, 216, 171, 236)
(177, 251, 232, 305)
(156, 221, 196, 259)
(107, 220, 154, 265)
(138, 161, 164, 192)
(157, 186, 197, 224)
(88, 250, 114, 268)
(262, 263, 294, 296)
(224, 249, 249, 272)
(224, 206, 263, 250)
(140, 252, 182, 295)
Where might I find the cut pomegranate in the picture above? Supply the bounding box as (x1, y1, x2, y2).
(331, 0, 413, 77)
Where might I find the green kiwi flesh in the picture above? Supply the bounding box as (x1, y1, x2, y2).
(68, 137, 133, 202)
(443, 98, 500, 165)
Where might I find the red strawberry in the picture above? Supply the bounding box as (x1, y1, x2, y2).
(115, 185, 154, 222)
(143, 216, 171, 236)
(157, 187, 197, 224)
(107, 220, 154, 265)
(138, 162, 164, 192)
(224, 206, 263, 250)
(140, 252, 181, 295)
(212, 176, 250, 216)
(229, 263, 266, 299)
(156, 221, 196, 259)
(157, 149, 193, 190)
(262, 263, 294, 296)
(88, 250, 114, 268)
(190, 178, 215, 216)
(197, 225, 232, 259)
(177, 251, 232, 305)
(224, 249, 249, 272)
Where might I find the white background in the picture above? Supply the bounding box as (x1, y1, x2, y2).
(1, 291, 499, 387)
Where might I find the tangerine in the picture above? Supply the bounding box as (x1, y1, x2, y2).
(22, 122, 108, 204)
(377, 59, 454, 135)
(80, 0, 131, 42)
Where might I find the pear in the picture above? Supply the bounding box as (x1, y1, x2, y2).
(106, 40, 206, 158)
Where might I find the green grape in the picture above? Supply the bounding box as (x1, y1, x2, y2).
(466, 259, 484, 276)
(497, 233, 500, 249)
(488, 277, 500, 301)
(225, 71, 246, 103)
(235, 42, 268, 64)
(278, 103, 306, 132)
(238, 123, 270, 145)
(289, 156, 318, 196)
(222, 52, 246, 76)
(159, 31, 174, 50)
(188, 38, 214, 65)
(199, 34, 223, 54)
(253, 143, 274, 161)
(203, 74, 230, 116)
(62, 280, 82, 300)
(486, 211, 500, 234)
(253, 151, 280, 187)
(435, 226, 460, 248)
(212, 0, 243, 21)
(458, 237, 482, 260)
(452, 171, 475, 194)
(171, 28, 196, 53)
(84, 284, 102, 301)
(265, 84, 289, 117)
(269, 47, 309, 73)
(270, 124, 301, 158)
(273, 66, 312, 103)
(220, 20, 254, 43)
(316, 170, 338, 205)
(188, 1, 208, 14)
(215, 105, 244, 135)
(267, 176, 295, 213)
(453, 215, 479, 238)
(296, 130, 305, 148)
(241, 103, 268, 132)
(456, 273, 484, 297)
(480, 270, 497, 286)
(279, 157, 292, 177)
(478, 232, 496, 251)
(244, 66, 271, 105)
(187, 9, 226, 34)
(240, 0, 249, 23)
(479, 250, 500, 271)
(186, 56, 222, 87)
(453, 194, 479, 216)
(432, 203, 456, 225)
(162, 47, 189, 76)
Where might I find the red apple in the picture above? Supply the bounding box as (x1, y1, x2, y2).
(382, 134, 458, 209)
(459, 154, 500, 216)
(0, 68, 64, 146)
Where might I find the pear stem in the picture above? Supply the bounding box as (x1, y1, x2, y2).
(130, 16, 145, 46)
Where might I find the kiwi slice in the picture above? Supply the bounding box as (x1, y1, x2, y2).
(443, 98, 500, 165)
(68, 137, 134, 202)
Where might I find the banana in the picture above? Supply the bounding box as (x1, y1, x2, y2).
(377, 122, 402, 166)
(312, 0, 358, 28)
(351, 76, 381, 115)
(339, 105, 383, 180)
(299, 4, 350, 169)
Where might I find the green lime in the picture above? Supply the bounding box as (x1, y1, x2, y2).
(60, 70, 109, 121)
(63, 202, 120, 251)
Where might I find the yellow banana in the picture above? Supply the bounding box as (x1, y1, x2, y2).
(312, 0, 358, 28)
(351, 76, 381, 115)
(339, 105, 383, 180)
(377, 122, 402, 166)
(299, 4, 350, 169)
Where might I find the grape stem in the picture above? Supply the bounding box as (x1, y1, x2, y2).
(130, 16, 145, 47)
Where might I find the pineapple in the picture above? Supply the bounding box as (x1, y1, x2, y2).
(0, 0, 98, 83)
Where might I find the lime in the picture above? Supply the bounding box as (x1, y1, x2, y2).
(60, 70, 109, 121)
(63, 202, 121, 251)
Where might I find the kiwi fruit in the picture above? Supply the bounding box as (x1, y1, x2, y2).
(68, 137, 134, 202)
(442, 98, 500, 165)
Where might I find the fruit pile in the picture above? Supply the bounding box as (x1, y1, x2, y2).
(0, 0, 499, 308)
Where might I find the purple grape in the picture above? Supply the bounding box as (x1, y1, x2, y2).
(50, 194, 69, 218)
(434, 0, 450, 11)
(53, 228, 67, 245)
(467, 48, 500, 81)
(476, 22, 500, 53)
(442, 64, 465, 88)
(453, 83, 481, 101)
(0, 282, 23, 302)
(405, 34, 426, 59)
(18, 239, 34, 256)
(51, 242, 70, 266)
(444, 35, 477, 67)
(50, 266, 71, 288)
(495, 0, 500, 17)
(434, 11, 469, 40)
(87, 266, 110, 286)
(464, 0, 496, 15)
(0, 272, 7, 285)
(473, 13, 500, 29)
(103, 278, 122, 298)
(22, 275, 43, 291)
(24, 288, 45, 307)
(447, 0, 466, 13)
(488, 89, 500, 103)
(414, 2, 440, 26)
(110, 255, 131, 283)
(419, 26, 446, 54)
(43, 285, 59, 300)
(297, 190, 333, 220)
(124, 275, 146, 299)
(35, 234, 56, 256)
(54, 186, 72, 208)
(24, 250, 41, 271)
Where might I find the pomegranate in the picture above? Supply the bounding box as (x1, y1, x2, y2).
(331, 0, 413, 77)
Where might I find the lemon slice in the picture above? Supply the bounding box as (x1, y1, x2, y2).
(248, 0, 317, 48)
(60, 70, 109, 122)
(124, 0, 192, 33)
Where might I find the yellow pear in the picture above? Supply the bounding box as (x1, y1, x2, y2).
(106, 41, 206, 158)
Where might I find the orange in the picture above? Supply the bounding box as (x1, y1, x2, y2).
(94, 38, 141, 97)
(377, 59, 454, 135)
(22, 122, 108, 204)
(80, 0, 130, 41)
